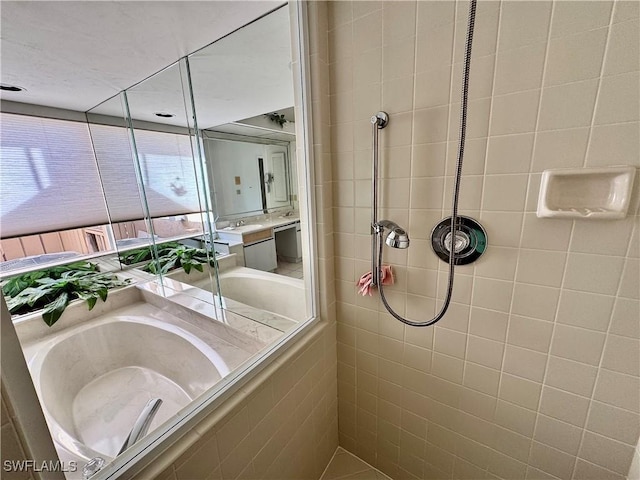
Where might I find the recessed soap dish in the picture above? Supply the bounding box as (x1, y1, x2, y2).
(537, 166, 636, 219)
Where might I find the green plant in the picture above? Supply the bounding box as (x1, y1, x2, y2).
(2, 261, 130, 326)
(265, 112, 287, 128)
(119, 242, 214, 275)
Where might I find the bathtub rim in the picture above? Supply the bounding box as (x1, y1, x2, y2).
(25, 311, 229, 463)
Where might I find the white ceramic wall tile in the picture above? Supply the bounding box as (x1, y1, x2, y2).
(604, 19, 640, 76)
(382, 36, 416, 82)
(544, 28, 608, 87)
(520, 214, 573, 251)
(482, 174, 529, 212)
(609, 297, 640, 339)
(573, 459, 626, 480)
(353, 2, 380, 21)
(452, 1, 500, 60)
(445, 137, 487, 177)
(613, 0, 640, 23)
(550, 324, 607, 366)
(571, 216, 636, 256)
(531, 127, 590, 172)
(326, 1, 640, 478)
(474, 246, 518, 282)
(563, 253, 626, 296)
(433, 326, 466, 359)
(544, 355, 598, 397)
(529, 441, 576, 479)
(486, 133, 534, 174)
(499, 373, 542, 411)
(494, 399, 537, 437)
(593, 368, 640, 413)
(353, 48, 382, 86)
(594, 72, 640, 125)
(586, 400, 640, 446)
(471, 277, 514, 313)
(516, 249, 566, 287)
(539, 385, 590, 428)
(511, 283, 560, 322)
(619, 257, 640, 300)
(550, 1, 613, 38)
(489, 90, 541, 136)
(507, 315, 554, 353)
(494, 43, 546, 96)
(431, 352, 464, 384)
(354, 11, 382, 55)
(415, 24, 455, 73)
(498, 1, 552, 51)
(556, 290, 615, 332)
(538, 79, 599, 131)
(463, 362, 500, 397)
(586, 121, 640, 167)
(534, 414, 583, 455)
(579, 431, 636, 475)
(503, 344, 548, 383)
(479, 211, 524, 248)
(601, 334, 640, 376)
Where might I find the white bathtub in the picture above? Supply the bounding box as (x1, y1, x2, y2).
(216, 267, 306, 321)
(170, 266, 307, 321)
(24, 303, 226, 467)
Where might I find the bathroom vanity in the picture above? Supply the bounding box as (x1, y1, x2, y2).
(216, 217, 301, 272)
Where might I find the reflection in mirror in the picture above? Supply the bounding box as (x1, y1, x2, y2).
(1, 3, 313, 478)
(188, 4, 297, 219)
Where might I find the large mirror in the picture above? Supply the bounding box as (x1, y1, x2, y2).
(189, 4, 297, 219)
(1, 3, 311, 479)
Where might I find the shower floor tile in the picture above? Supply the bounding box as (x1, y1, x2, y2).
(321, 448, 391, 480)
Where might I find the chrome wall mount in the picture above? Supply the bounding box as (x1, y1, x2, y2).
(370, 111, 389, 286)
(431, 216, 487, 265)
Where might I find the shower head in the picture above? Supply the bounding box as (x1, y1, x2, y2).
(377, 220, 410, 249)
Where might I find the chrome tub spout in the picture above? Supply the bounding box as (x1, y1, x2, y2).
(118, 398, 163, 455)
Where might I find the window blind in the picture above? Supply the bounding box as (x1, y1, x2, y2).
(0, 113, 204, 239)
(0, 113, 110, 238)
(90, 124, 203, 222)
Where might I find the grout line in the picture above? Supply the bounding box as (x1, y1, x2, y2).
(570, 4, 618, 474)
(582, 3, 616, 169)
(503, 0, 558, 474)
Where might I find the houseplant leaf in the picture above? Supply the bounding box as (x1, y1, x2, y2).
(42, 291, 70, 327)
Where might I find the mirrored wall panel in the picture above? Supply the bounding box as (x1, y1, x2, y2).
(1, 4, 312, 478)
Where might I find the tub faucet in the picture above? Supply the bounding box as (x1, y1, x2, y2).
(235, 219, 246, 227)
(118, 398, 163, 455)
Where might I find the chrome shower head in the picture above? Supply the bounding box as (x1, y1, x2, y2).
(377, 220, 410, 249)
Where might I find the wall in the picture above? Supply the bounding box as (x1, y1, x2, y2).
(329, 1, 639, 479)
(1, 392, 36, 480)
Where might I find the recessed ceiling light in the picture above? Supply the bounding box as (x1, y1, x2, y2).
(154, 112, 174, 118)
(0, 84, 26, 92)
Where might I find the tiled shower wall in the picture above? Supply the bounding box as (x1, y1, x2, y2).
(328, 1, 639, 479)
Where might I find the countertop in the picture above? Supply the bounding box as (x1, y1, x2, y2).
(216, 215, 300, 239)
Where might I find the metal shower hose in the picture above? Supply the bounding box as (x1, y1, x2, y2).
(377, 0, 477, 327)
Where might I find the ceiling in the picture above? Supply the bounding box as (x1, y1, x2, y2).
(0, 0, 290, 127)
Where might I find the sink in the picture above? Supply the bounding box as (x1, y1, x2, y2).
(222, 224, 264, 232)
(237, 224, 263, 230)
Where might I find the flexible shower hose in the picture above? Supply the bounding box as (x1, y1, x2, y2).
(377, 0, 477, 327)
